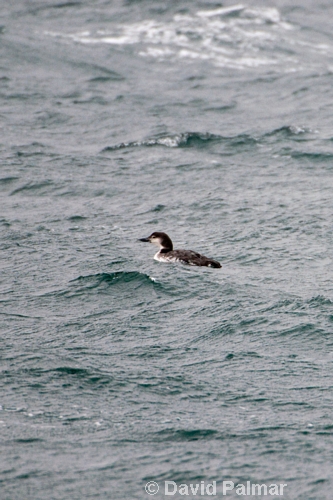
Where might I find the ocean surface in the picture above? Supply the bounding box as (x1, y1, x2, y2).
(1, 1, 333, 499)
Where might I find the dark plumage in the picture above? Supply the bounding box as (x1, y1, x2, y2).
(139, 232, 222, 268)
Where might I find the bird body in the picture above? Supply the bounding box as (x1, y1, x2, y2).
(139, 232, 221, 268)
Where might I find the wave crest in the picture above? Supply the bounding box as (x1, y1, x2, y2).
(72, 271, 157, 288)
(102, 132, 258, 151)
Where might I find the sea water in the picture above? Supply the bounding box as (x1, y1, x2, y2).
(1, 1, 333, 499)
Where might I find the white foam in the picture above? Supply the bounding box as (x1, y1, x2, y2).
(43, 4, 331, 71)
(139, 47, 175, 58)
(197, 4, 246, 18)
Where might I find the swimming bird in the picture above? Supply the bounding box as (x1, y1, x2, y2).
(139, 232, 221, 268)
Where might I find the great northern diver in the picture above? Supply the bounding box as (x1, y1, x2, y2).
(139, 232, 221, 268)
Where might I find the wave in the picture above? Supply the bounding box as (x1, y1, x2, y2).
(41, 271, 170, 303)
(102, 125, 319, 152)
(263, 295, 333, 313)
(263, 125, 314, 139)
(67, 215, 87, 222)
(102, 132, 258, 151)
(71, 271, 159, 289)
(155, 428, 219, 442)
(56, 271, 165, 298)
(151, 426, 278, 443)
(12, 142, 47, 157)
(24, 365, 116, 389)
(46, 5, 299, 70)
(102, 132, 221, 150)
(10, 180, 55, 196)
(260, 295, 333, 340)
(0, 176, 19, 185)
(307, 295, 333, 307)
(286, 151, 333, 162)
(260, 126, 333, 160)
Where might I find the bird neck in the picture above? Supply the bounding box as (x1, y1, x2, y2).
(159, 247, 172, 253)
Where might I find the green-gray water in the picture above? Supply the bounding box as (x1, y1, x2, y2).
(1, 1, 333, 499)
